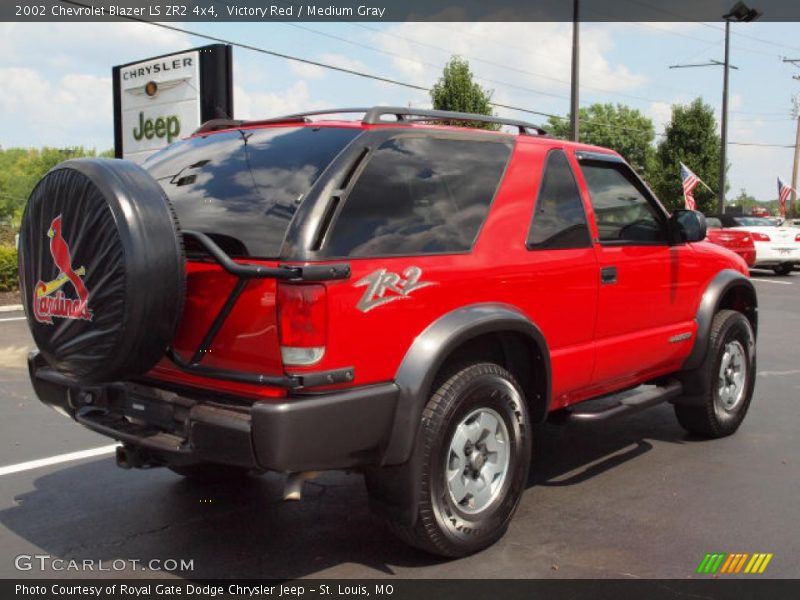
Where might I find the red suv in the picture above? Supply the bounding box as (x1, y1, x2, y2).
(19, 107, 757, 557)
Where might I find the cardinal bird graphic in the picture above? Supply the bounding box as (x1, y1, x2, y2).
(32, 215, 92, 324)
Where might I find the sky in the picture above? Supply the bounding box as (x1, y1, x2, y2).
(0, 20, 798, 200)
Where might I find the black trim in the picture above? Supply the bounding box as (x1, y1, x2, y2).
(362, 106, 547, 135)
(682, 270, 758, 371)
(190, 278, 248, 364)
(184, 230, 352, 281)
(166, 348, 297, 387)
(251, 382, 399, 471)
(385, 303, 551, 466)
(195, 106, 546, 136)
(29, 351, 396, 473)
(164, 348, 355, 391)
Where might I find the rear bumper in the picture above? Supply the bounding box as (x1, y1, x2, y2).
(753, 242, 800, 265)
(28, 352, 399, 472)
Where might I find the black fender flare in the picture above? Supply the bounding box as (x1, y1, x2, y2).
(366, 303, 550, 526)
(382, 303, 551, 466)
(682, 269, 758, 372)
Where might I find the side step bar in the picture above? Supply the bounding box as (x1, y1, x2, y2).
(569, 380, 683, 422)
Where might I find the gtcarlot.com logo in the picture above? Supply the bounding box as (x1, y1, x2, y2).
(697, 552, 774, 575)
(14, 554, 194, 572)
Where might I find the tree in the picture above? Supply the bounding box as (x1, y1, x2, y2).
(0, 146, 112, 226)
(546, 103, 657, 177)
(430, 56, 497, 129)
(652, 98, 723, 214)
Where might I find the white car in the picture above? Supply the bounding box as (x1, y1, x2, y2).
(712, 214, 800, 275)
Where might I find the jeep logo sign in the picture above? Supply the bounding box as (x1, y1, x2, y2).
(113, 45, 233, 164)
(132, 112, 181, 144)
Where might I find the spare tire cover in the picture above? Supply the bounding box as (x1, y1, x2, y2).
(18, 158, 185, 383)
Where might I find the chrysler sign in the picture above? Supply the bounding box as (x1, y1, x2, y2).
(113, 45, 233, 162)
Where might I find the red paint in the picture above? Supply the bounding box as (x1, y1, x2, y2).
(147, 122, 750, 409)
(706, 227, 757, 266)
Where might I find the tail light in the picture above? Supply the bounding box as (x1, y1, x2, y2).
(277, 284, 327, 366)
(751, 232, 771, 242)
(795, 233, 800, 242)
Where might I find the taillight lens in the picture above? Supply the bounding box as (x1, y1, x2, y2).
(751, 232, 771, 242)
(795, 233, 800, 242)
(277, 284, 327, 366)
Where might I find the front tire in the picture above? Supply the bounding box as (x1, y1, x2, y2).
(384, 363, 532, 557)
(674, 310, 755, 438)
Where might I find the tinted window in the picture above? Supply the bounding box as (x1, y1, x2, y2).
(706, 217, 722, 228)
(580, 161, 666, 243)
(143, 126, 360, 257)
(527, 150, 591, 249)
(733, 217, 771, 227)
(324, 135, 512, 257)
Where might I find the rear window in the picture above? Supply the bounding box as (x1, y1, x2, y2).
(706, 217, 722, 228)
(143, 126, 360, 258)
(324, 135, 512, 258)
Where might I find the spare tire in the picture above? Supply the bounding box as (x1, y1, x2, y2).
(18, 158, 185, 383)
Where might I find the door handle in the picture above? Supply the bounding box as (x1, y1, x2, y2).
(600, 266, 617, 285)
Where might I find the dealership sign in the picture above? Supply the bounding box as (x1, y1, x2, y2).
(113, 44, 233, 163)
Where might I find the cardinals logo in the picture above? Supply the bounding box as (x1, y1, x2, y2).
(32, 215, 93, 324)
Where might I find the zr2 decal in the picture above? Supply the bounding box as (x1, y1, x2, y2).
(32, 215, 93, 324)
(354, 266, 435, 313)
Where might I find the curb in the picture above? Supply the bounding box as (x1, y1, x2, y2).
(0, 304, 23, 313)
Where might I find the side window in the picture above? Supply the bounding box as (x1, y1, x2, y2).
(527, 150, 591, 249)
(579, 160, 667, 243)
(324, 135, 512, 258)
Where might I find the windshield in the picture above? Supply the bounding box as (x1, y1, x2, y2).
(732, 217, 772, 227)
(143, 126, 361, 258)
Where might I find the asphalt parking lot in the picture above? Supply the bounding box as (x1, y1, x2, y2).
(0, 270, 798, 580)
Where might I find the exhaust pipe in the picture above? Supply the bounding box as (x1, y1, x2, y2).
(115, 445, 161, 469)
(283, 471, 321, 501)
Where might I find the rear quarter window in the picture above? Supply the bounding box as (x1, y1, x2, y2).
(323, 135, 512, 258)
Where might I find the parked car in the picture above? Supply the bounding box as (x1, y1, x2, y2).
(708, 214, 800, 275)
(705, 217, 756, 266)
(19, 107, 758, 557)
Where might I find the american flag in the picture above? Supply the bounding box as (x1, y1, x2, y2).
(680, 163, 700, 210)
(777, 176, 795, 219)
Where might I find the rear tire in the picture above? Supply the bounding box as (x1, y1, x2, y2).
(772, 263, 793, 276)
(380, 363, 531, 557)
(169, 463, 252, 483)
(674, 310, 755, 438)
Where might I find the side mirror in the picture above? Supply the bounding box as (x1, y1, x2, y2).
(669, 209, 707, 244)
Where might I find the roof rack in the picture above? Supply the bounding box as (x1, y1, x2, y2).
(363, 106, 547, 135)
(194, 106, 546, 136)
(193, 115, 310, 135)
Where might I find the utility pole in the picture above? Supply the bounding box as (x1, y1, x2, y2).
(719, 19, 731, 214)
(668, 2, 760, 214)
(569, 0, 580, 142)
(783, 58, 800, 212)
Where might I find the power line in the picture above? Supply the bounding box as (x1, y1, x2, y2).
(56, 1, 799, 151)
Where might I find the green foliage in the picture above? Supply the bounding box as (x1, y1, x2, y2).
(0, 146, 112, 226)
(430, 56, 497, 129)
(0, 245, 17, 292)
(546, 103, 657, 177)
(652, 98, 723, 213)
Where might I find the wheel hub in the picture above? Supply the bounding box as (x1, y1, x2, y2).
(446, 407, 510, 514)
(717, 340, 746, 412)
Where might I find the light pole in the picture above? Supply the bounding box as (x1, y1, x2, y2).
(719, 2, 761, 213)
(668, 2, 760, 214)
(569, 0, 580, 141)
